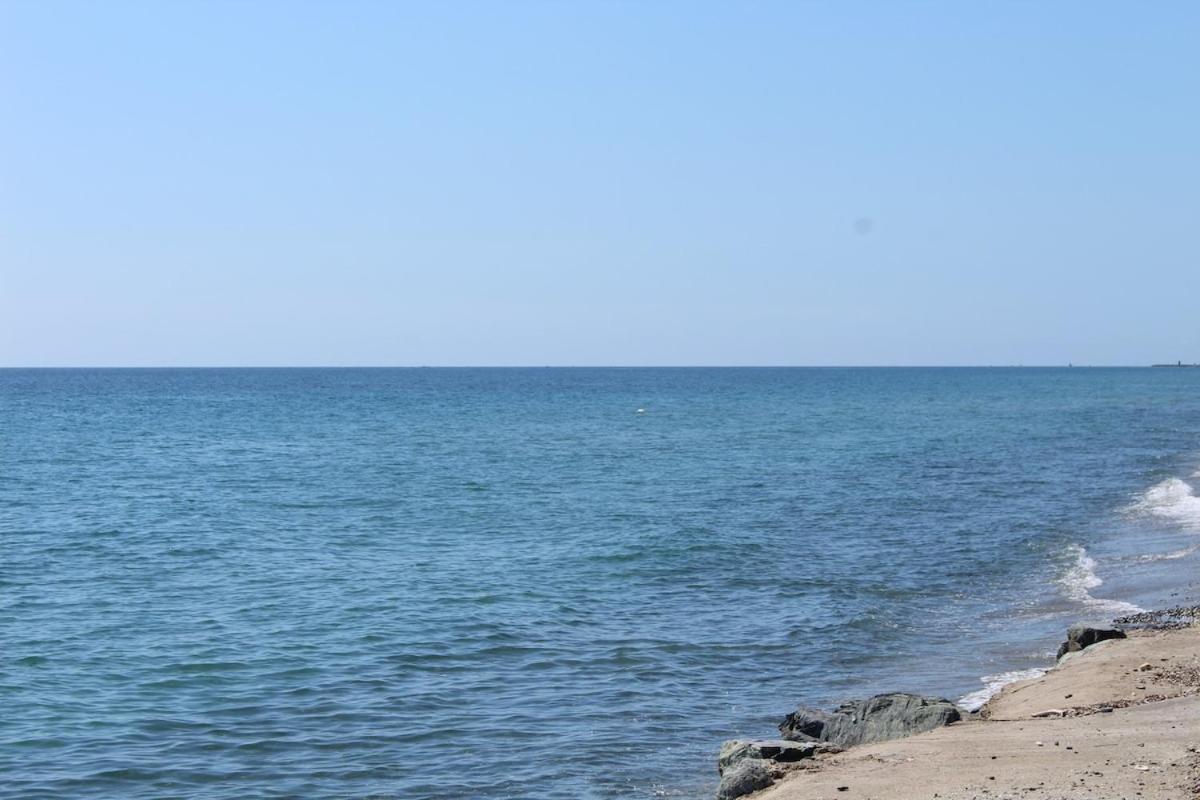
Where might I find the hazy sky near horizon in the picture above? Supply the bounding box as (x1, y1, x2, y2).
(2, 1, 1198, 366)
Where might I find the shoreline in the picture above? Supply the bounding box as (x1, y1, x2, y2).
(717, 609, 1200, 799)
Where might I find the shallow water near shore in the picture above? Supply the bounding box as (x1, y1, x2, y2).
(3, 367, 1200, 799)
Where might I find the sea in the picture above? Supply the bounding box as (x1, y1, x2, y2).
(3, 367, 1199, 799)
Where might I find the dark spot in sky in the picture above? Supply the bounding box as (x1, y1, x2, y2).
(853, 217, 874, 235)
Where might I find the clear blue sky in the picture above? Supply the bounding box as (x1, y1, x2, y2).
(2, 1, 1197, 366)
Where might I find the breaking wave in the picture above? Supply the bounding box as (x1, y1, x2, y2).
(1057, 544, 1143, 615)
(1128, 476, 1200, 530)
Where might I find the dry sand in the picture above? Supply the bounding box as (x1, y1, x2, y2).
(752, 626, 1200, 800)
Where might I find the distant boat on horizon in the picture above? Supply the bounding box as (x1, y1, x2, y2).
(1151, 361, 1200, 367)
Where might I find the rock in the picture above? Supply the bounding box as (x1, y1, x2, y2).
(1055, 625, 1127, 661)
(718, 739, 827, 774)
(760, 740, 832, 762)
(718, 740, 756, 774)
(779, 693, 963, 748)
(715, 758, 773, 800)
(775, 706, 829, 742)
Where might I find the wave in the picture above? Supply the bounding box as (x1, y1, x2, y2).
(1128, 476, 1200, 530)
(1057, 544, 1143, 615)
(1133, 544, 1200, 563)
(958, 668, 1046, 712)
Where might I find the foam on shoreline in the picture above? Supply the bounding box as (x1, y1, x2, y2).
(1057, 543, 1143, 615)
(956, 667, 1046, 712)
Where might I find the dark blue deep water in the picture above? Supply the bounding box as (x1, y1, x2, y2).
(3, 368, 1200, 799)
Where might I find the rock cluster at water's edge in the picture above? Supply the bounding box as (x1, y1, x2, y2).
(1113, 605, 1200, 630)
(713, 622, 1164, 799)
(778, 692, 964, 748)
(715, 739, 842, 800)
(715, 758, 772, 800)
(1055, 624, 1126, 661)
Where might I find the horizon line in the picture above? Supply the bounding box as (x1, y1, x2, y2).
(0, 364, 1181, 370)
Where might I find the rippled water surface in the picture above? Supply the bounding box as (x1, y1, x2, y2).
(3, 368, 1200, 799)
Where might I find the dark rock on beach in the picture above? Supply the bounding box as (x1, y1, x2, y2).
(779, 692, 963, 748)
(715, 757, 773, 800)
(715, 693, 961, 796)
(718, 739, 834, 773)
(1055, 624, 1126, 661)
(777, 706, 830, 742)
(716, 739, 841, 799)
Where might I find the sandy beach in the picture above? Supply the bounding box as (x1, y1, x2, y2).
(742, 623, 1200, 800)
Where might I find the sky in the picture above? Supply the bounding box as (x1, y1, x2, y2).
(1, 1, 1198, 367)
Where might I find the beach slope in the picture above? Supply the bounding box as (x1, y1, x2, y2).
(752, 626, 1200, 800)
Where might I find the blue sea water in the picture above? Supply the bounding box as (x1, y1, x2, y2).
(3, 367, 1200, 799)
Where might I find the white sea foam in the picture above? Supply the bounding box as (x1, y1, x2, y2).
(1128, 477, 1200, 530)
(1057, 544, 1143, 615)
(958, 668, 1046, 712)
(1134, 544, 1200, 563)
